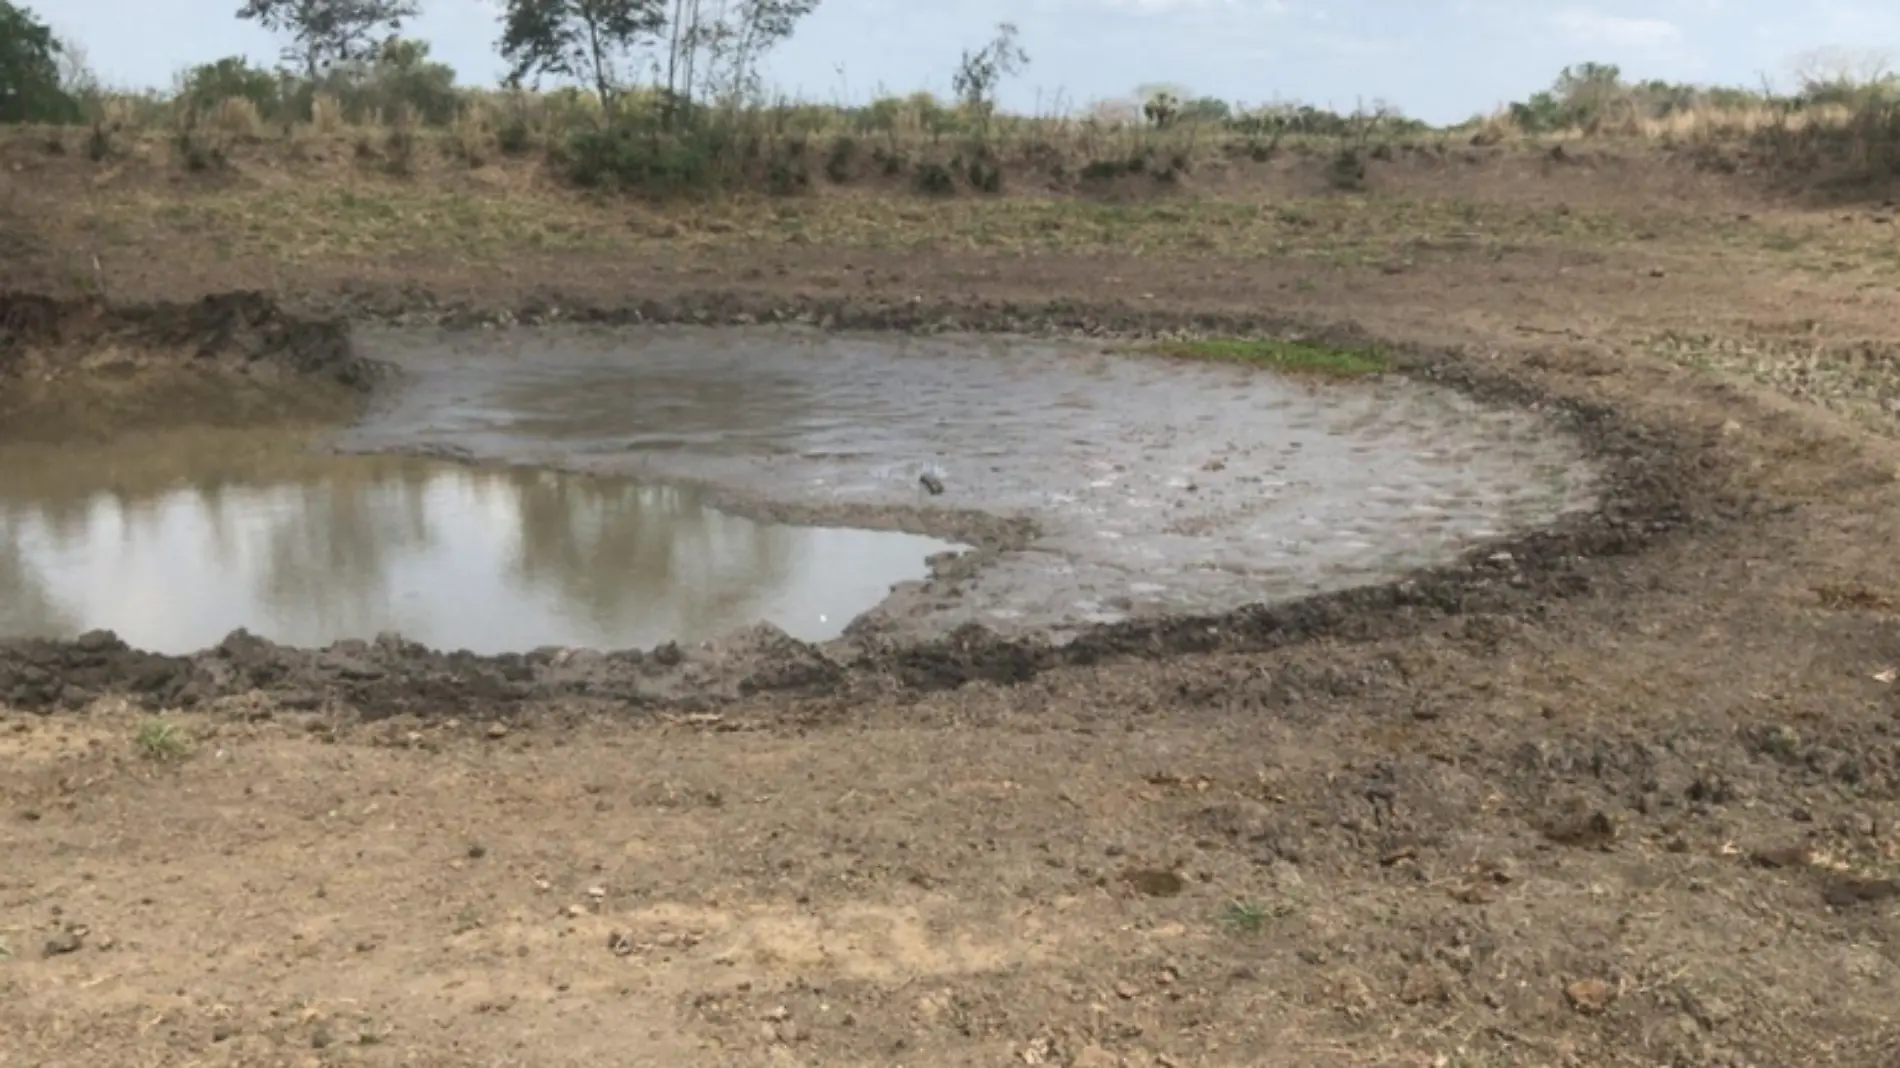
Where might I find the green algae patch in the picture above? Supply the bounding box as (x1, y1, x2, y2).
(1152, 338, 1391, 378)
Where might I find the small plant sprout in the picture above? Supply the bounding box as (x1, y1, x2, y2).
(135, 717, 189, 761)
(1219, 899, 1269, 934)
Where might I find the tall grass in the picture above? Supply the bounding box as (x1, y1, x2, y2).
(19, 54, 1900, 196)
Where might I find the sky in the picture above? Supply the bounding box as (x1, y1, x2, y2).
(40, 0, 1900, 124)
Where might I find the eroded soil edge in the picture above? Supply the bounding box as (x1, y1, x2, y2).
(0, 290, 1740, 719)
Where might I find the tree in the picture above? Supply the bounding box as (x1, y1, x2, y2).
(661, 0, 818, 108)
(0, 0, 80, 122)
(356, 36, 460, 123)
(950, 22, 1028, 130)
(235, 0, 421, 79)
(498, 0, 819, 118)
(1180, 96, 1232, 124)
(497, 0, 667, 111)
(1788, 46, 1897, 105)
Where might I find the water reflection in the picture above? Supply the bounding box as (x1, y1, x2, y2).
(0, 432, 958, 654)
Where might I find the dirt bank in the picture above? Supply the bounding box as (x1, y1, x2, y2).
(0, 291, 384, 443)
(0, 291, 1717, 720)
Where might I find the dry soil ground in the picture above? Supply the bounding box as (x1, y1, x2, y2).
(4, 135, 1900, 1067)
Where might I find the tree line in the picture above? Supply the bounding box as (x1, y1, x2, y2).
(1, 0, 829, 124)
(8, 0, 1895, 136)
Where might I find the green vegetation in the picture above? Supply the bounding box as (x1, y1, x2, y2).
(1217, 898, 1299, 934)
(135, 717, 190, 761)
(1219, 900, 1268, 934)
(1154, 338, 1391, 379)
(0, 0, 80, 123)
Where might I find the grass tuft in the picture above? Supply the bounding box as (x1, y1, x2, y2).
(1218, 898, 1295, 934)
(135, 717, 190, 761)
(1153, 337, 1391, 378)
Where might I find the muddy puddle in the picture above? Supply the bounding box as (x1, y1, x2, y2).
(0, 429, 960, 655)
(340, 325, 1600, 642)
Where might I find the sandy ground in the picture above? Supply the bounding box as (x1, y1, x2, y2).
(4, 139, 1900, 1066)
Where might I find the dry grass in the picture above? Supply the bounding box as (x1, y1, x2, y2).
(19, 69, 1900, 205)
(206, 97, 263, 140)
(310, 94, 345, 135)
(54, 177, 1701, 268)
(46, 88, 1892, 153)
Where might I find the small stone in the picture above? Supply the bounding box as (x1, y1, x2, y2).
(42, 929, 84, 957)
(1122, 869, 1184, 897)
(1399, 966, 1449, 1005)
(1823, 876, 1900, 907)
(587, 886, 606, 900)
(564, 904, 586, 918)
(1749, 845, 1812, 869)
(485, 723, 508, 740)
(1114, 981, 1139, 1000)
(1541, 807, 1616, 849)
(1565, 977, 1616, 1015)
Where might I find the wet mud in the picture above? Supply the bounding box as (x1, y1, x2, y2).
(0, 291, 1739, 718)
(340, 325, 1594, 643)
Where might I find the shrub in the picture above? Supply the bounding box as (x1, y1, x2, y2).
(914, 161, 955, 195)
(823, 135, 856, 182)
(180, 56, 281, 116)
(562, 122, 718, 193)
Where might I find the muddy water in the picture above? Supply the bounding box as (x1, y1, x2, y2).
(0, 431, 960, 655)
(341, 326, 1599, 642)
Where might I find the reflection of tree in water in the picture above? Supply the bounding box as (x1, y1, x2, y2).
(0, 513, 75, 637)
(502, 469, 797, 639)
(0, 454, 443, 643)
(0, 435, 802, 649)
(254, 464, 438, 633)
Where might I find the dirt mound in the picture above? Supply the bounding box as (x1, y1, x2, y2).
(0, 623, 854, 719)
(0, 290, 382, 389)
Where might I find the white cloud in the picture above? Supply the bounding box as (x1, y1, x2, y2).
(1550, 8, 1682, 49)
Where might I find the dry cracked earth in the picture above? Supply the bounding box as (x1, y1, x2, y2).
(3, 138, 1900, 1067)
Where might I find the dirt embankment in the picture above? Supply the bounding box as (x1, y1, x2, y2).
(0, 290, 383, 442)
(0, 290, 1742, 719)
